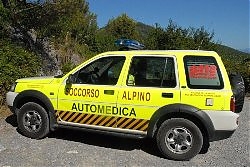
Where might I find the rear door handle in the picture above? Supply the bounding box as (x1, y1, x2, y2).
(104, 90, 114, 95)
(162, 93, 173, 98)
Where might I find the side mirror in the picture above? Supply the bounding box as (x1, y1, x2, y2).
(66, 74, 76, 84)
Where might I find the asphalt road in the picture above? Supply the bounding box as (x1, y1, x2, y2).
(0, 98, 249, 167)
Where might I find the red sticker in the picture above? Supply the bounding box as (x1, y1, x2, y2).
(189, 65, 217, 79)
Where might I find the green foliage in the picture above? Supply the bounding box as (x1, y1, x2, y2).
(0, 2, 11, 38)
(145, 20, 216, 50)
(61, 62, 75, 74)
(39, 0, 97, 45)
(0, 39, 41, 104)
(215, 45, 250, 91)
(145, 23, 167, 49)
(105, 14, 139, 39)
(136, 22, 153, 41)
(94, 29, 117, 52)
(93, 14, 141, 53)
(4, 0, 98, 51)
(0, 2, 9, 24)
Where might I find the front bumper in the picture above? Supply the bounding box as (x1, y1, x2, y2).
(6, 92, 18, 113)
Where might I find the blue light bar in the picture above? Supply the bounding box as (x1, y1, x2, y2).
(115, 39, 145, 50)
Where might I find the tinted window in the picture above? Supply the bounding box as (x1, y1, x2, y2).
(127, 56, 176, 88)
(75, 56, 125, 85)
(184, 56, 224, 89)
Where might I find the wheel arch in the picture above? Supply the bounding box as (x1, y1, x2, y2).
(13, 90, 57, 131)
(147, 103, 215, 142)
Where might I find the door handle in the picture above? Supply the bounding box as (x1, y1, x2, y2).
(104, 90, 114, 95)
(162, 93, 173, 98)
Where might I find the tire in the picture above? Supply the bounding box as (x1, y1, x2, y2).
(229, 73, 245, 113)
(17, 102, 50, 139)
(156, 118, 203, 161)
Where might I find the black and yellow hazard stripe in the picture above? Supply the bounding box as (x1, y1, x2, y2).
(55, 110, 149, 132)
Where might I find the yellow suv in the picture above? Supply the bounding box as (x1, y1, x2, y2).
(6, 50, 239, 160)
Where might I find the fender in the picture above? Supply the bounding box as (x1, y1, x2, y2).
(147, 103, 215, 140)
(13, 90, 57, 131)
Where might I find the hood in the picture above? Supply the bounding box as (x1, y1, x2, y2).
(16, 76, 55, 84)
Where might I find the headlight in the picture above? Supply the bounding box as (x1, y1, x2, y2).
(10, 83, 17, 92)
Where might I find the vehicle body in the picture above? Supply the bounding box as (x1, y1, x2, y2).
(6, 50, 239, 160)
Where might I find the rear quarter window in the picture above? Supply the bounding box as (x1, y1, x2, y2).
(184, 56, 224, 89)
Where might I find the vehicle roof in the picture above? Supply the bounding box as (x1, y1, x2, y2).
(99, 50, 218, 56)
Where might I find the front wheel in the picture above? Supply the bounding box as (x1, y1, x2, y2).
(17, 102, 50, 139)
(156, 118, 203, 161)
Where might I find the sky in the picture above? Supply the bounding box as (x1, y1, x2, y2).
(87, 0, 249, 51)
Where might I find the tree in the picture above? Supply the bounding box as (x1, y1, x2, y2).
(94, 14, 141, 52)
(105, 14, 139, 39)
(191, 26, 216, 50)
(0, 39, 40, 105)
(145, 23, 166, 50)
(95, 29, 117, 52)
(145, 20, 216, 50)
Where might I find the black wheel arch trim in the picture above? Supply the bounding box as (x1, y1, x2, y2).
(13, 90, 57, 131)
(147, 103, 215, 141)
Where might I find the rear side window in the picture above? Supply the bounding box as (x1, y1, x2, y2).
(127, 56, 176, 88)
(184, 56, 224, 89)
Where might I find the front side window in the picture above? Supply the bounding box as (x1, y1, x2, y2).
(184, 56, 224, 89)
(127, 56, 176, 88)
(75, 56, 125, 85)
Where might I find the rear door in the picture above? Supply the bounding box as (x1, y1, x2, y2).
(116, 55, 180, 133)
(180, 55, 227, 110)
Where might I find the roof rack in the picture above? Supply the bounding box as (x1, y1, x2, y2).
(115, 39, 145, 50)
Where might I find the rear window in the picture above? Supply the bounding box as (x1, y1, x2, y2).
(184, 56, 224, 89)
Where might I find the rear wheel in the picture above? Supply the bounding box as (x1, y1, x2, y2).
(156, 118, 203, 161)
(17, 102, 50, 139)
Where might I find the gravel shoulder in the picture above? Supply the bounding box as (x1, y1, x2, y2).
(0, 105, 12, 119)
(0, 98, 249, 167)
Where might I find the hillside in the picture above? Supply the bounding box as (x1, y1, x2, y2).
(0, 0, 249, 106)
(216, 44, 250, 58)
(136, 22, 154, 40)
(135, 22, 250, 92)
(136, 22, 250, 57)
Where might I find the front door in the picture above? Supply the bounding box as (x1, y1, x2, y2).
(56, 56, 126, 128)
